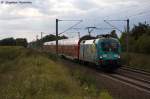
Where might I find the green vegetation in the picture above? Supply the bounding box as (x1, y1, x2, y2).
(120, 22, 150, 71)
(72, 69, 99, 97)
(0, 46, 112, 99)
(0, 46, 82, 98)
(110, 30, 118, 39)
(99, 90, 113, 99)
(0, 38, 27, 47)
(120, 22, 150, 53)
(121, 52, 150, 72)
(67, 65, 113, 99)
(29, 34, 68, 49)
(41, 34, 68, 43)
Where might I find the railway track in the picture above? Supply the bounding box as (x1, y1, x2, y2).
(118, 67, 150, 84)
(103, 67, 150, 94)
(60, 59, 150, 94)
(88, 65, 150, 94)
(121, 66, 150, 76)
(104, 73, 150, 94)
(83, 65, 150, 94)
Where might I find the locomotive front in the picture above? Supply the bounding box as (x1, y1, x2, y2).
(97, 38, 121, 70)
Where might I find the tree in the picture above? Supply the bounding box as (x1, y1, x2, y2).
(29, 34, 68, 49)
(41, 34, 68, 43)
(0, 37, 28, 47)
(0, 38, 16, 46)
(120, 22, 150, 54)
(16, 38, 28, 47)
(120, 32, 127, 51)
(136, 34, 150, 53)
(131, 22, 149, 40)
(110, 30, 118, 38)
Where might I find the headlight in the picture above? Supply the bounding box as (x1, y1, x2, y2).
(100, 56, 103, 59)
(114, 54, 120, 58)
(100, 54, 107, 59)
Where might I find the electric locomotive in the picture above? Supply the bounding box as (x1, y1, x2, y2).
(79, 35, 121, 71)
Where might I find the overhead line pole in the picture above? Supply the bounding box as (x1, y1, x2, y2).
(56, 19, 59, 56)
(41, 32, 43, 50)
(127, 19, 130, 65)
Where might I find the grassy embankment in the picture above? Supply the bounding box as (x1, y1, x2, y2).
(0, 46, 112, 99)
(121, 52, 150, 72)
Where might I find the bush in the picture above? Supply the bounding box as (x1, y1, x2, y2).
(0, 46, 84, 98)
(0, 38, 28, 47)
(0, 46, 113, 99)
(136, 34, 150, 53)
(121, 52, 150, 72)
(120, 22, 150, 54)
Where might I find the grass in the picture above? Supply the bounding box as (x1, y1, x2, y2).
(99, 90, 114, 99)
(0, 46, 113, 99)
(66, 64, 113, 99)
(121, 52, 150, 72)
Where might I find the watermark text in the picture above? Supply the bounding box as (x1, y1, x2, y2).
(0, 1, 32, 5)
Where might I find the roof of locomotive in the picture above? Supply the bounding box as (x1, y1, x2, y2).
(99, 37, 120, 43)
(80, 37, 119, 44)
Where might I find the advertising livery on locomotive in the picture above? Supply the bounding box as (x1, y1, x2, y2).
(43, 35, 121, 71)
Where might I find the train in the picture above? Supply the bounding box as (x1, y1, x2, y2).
(43, 35, 121, 71)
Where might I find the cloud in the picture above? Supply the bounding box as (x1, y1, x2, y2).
(0, 0, 150, 41)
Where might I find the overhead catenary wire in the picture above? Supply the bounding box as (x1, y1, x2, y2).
(128, 10, 150, 18)
(117, 3, 150, 17)
(58, 4, 150, 38)
(58, 20, 83, 35)
(57, 4, 150, 38)
(104, 20, 123, 32)
(58, 20, 83, 21)
(94, 4, 150, 29)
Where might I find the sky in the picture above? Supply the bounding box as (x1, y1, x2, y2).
(0, 0, 150, 42)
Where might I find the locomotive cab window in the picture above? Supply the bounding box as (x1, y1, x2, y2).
(101, 40, 120, 53)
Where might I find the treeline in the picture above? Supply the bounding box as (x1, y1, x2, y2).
(0, 38, 28, 47)
(120, 22, 150, 54)
(29, 34, 68, 48)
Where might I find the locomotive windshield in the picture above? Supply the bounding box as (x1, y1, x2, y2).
(101, 39, 120, 53)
